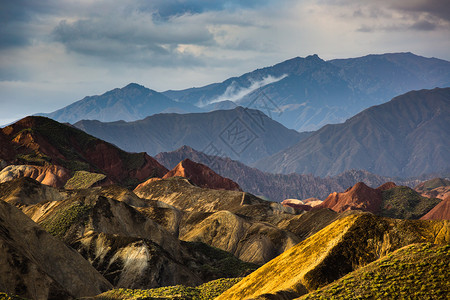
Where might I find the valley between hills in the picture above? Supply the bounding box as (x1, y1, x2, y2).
(1, 53, 450, 300)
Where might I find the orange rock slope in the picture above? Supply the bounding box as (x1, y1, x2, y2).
(317, 182, 388, 213)
(0, 165, 70, 188)
(136, 159, 242, 192)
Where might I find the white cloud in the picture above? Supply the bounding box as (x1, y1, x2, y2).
(203, 74, 288, 106)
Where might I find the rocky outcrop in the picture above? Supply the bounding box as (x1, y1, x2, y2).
(318, 182, 382, 213)
(0, 177, 67, 206)
(281, 199, 314, 211)
(0, 164, 70, 188)
(72, 232, 202, 289)
(0, 200, 112, 299)
(180, 210, 299, 264)
(134, 177, 264, 213)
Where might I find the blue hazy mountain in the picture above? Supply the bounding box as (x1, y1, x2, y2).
(73, 107, 309, 165)
(38, 83, 203, 124)
(255, 88, 450, 178)
(164, 52, 450, 131)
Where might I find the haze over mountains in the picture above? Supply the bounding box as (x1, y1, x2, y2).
(38, 52, 450, 132)
(256, 87, 450, 178)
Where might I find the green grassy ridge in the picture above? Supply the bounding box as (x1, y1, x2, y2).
(40, 201, 91, 238)
(298, 243, 450, 300)
(380, 186, 441, 219)
(95, 277, 242, 300)
(64, 171, 107, 189)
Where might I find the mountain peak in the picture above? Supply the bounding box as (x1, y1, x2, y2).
(305, 54, 321, 60)
(163, 158, 242, 191)
(123, 82, 147, 90)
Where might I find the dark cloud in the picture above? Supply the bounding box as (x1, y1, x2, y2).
(0, 0, 59, 49)
(410, 20, 438, 31)
(391, 0, 450, 22)
(52, 15, 213, 67)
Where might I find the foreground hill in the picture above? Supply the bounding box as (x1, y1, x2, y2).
(74, 107, 306, 164)
(38, 83, 202, 124)
(217, 214, 449, 299)
(0, 116, 168, 187)
(155, 146, 419, 201)
(300, 243, 449, 300)
(165, 53, 450, 131)
(0, 200, 112, 299)
(256, 88, 450, 178)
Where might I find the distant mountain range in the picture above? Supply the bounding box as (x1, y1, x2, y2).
(38, 83, 202, 124)
(255, 87, 450, 178)
(73, 107, 308, 164)
(155, 145, 420, 201)
(37, 52, 450, 131)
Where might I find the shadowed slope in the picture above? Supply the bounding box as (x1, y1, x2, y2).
(0, 201, 112, 299)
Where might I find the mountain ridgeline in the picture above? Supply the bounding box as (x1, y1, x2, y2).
(38, 52, 450, 132)
(38, 83, 202, 124)
(74, 107, 308, 165)
(255, 87, 450, 178)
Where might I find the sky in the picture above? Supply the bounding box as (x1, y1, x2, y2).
(1, 0, 450, 125)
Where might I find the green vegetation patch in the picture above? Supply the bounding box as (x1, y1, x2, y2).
(15, 152, 51, 166)
(96, 277, 242, 300)
(0, 293, 28, 300)
(41, 202, 91, 238)
(64, 170, 106, 189)
(300, 243, 450, 300)
(381, 186, 442, 219)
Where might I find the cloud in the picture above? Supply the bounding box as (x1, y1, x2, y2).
(136, 0, 270, 18)
(410, 20, 438, 31)
(317, 0, 450, 37)
(204, 74, 288, 106)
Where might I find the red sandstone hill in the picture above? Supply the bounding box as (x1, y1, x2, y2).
(318, 181, 440, 219)
(317, 182, 383, 213)
(136, 159, 242, 192)
(0, 116, 167, 187)
(420, 196, 450, 220)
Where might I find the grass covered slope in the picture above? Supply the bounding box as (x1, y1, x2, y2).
(217, 214, 450, 300)
(95, 278, 241, 300)
(380, 186, 442, 219)
(299, 243, 450, 300)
